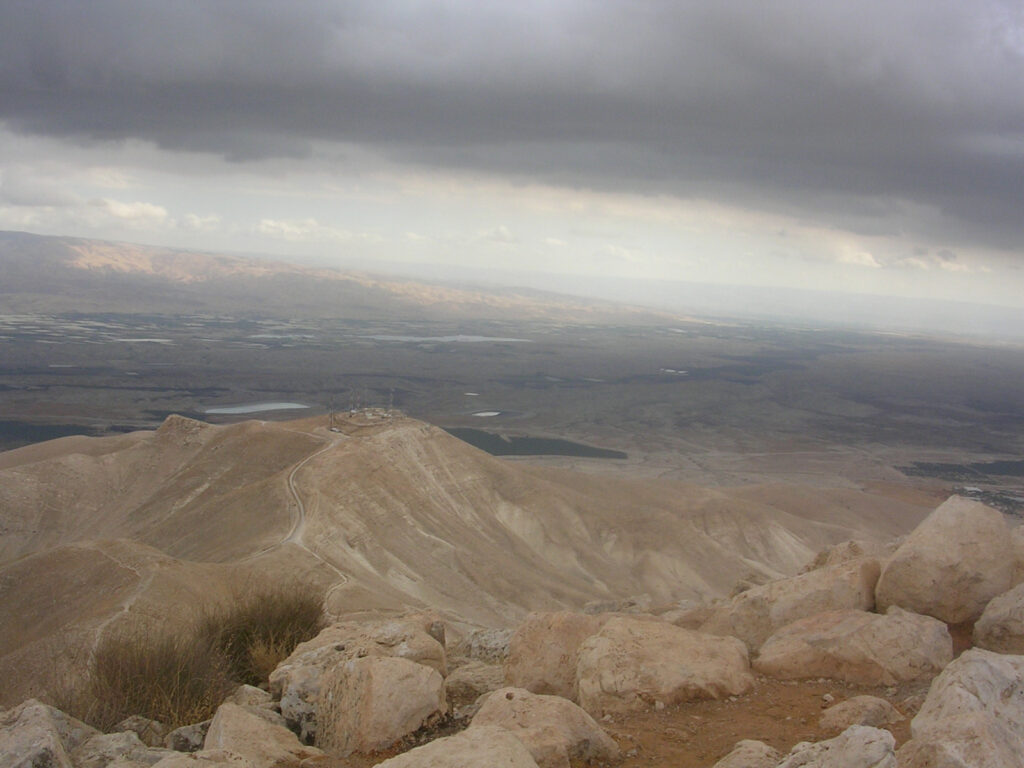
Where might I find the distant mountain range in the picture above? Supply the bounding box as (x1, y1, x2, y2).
(0, 230, 672, 323)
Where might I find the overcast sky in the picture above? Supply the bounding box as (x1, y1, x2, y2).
(1, 1, 1022, 308)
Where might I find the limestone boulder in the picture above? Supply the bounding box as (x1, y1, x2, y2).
(575, 616, 753, 716)
(710, 739, 780, 768)
(819, 695, 903, 733)
(471, 687, 619, 768)
(899, 711, 1022, 768)
(0, 699, 99, 768)
(223, 685, 275, 709)
(204, 703, 323, 768)
(113, 717, 168, 749)
(235, 706, 288, 730)
(973, 582, 1024, 654)
(373, 725, 539, 768)
(776, 725, 896, 768)
(754, 607, 952, 685)
(164, 721, 210, 753)
(105, 759, 152, 768)
(729, 570, 774, 597)
(582, 595, 652, 615)
(800, 539, 896, 573)
(875, 496, 1013, 623)
(700, 558, 881, 651)
(505, 612, 609, 700)
(444, 661, 505, 707)
(452, 628, 513, 664)
(316, 655, 445, 757)
(269, 615, 446, 742)
(899, 648, 1024, 768)
(659, 600, 717, 630)
(150, 748, 251, 768)
(1012, 526, 1024, 586)
(70, 732, 173, 768)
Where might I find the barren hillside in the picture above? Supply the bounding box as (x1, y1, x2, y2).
(0, 412, 934, 705)
(0, 230, 670, 322)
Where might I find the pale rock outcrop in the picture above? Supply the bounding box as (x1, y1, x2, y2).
(659, 600, 717, 630)
(204, 703, 323, 768)
(114, 716, 168, 749)
(0, 699, 99, 768)
(316, 655, 445, 757)
(269, 616, 446, 742)
(897, 649, 1024, 768)
(800, 539, 896, 573)
(150, 748, 251, 768)
(105, 759, 152, 768)
(470, 687, 619, 768)
(1011, 526, 1024, 586)
(776, 725, 896, 768)
(709, 739, 780, 768)
(164, 721, 210, 753)
(898, 712, 1022, 768)
(754, 607, 952, 685)
(583, 595, 651, 615)
(444, 661, 505, 706)
(452, 628, 513, 664)
(729, 570, 774, 597)
(875, 496, 1013, 623)
(224, 685, 275, 709)
(70, 731, 173, 768)
(506, 612, 609, 700)
(819, 695, 903, 732)
(373, 725, 539, 768)
(700, 559, 881, 651)
(575, 616, 753, 716)
(235, 706, 288, 730)
(973, 582, 1024, 654)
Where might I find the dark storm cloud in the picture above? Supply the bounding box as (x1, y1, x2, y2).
(2, 1, 1022, 249)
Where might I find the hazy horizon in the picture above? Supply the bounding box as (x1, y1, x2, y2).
(1, 2, 1022, 316)
(5, 225, 1024, 341)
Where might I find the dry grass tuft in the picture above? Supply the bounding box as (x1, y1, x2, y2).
(199, 582, 325, 687)
(52, 583, 324, 729)
(60, 629, 234, 731)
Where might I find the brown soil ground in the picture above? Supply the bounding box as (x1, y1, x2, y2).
(341, 674, 929, 768)
(602, 676, 923, 768)
(595, 623, 975, 767)
(344, 621, 982, 768)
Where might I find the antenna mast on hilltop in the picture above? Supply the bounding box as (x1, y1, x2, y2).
(328, 393, 342, 432)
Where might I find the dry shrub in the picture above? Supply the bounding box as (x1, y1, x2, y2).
(54, 583, 323, 730)
(73, 628, 234, 731)
(199, 582, 325, 687)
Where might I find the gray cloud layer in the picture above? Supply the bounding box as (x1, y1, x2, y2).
(2, 1, 1022, 251)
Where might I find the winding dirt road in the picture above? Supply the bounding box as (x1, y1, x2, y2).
(245, 431, 350, 592)
(283, 439, 338, 546)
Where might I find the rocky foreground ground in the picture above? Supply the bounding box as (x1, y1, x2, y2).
(4, 495, 1024, 768)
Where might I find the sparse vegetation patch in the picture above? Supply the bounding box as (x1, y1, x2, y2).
(54, 583, 324, 730)
(62, 628, 234, 731)
(199, 582, 326, 686)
